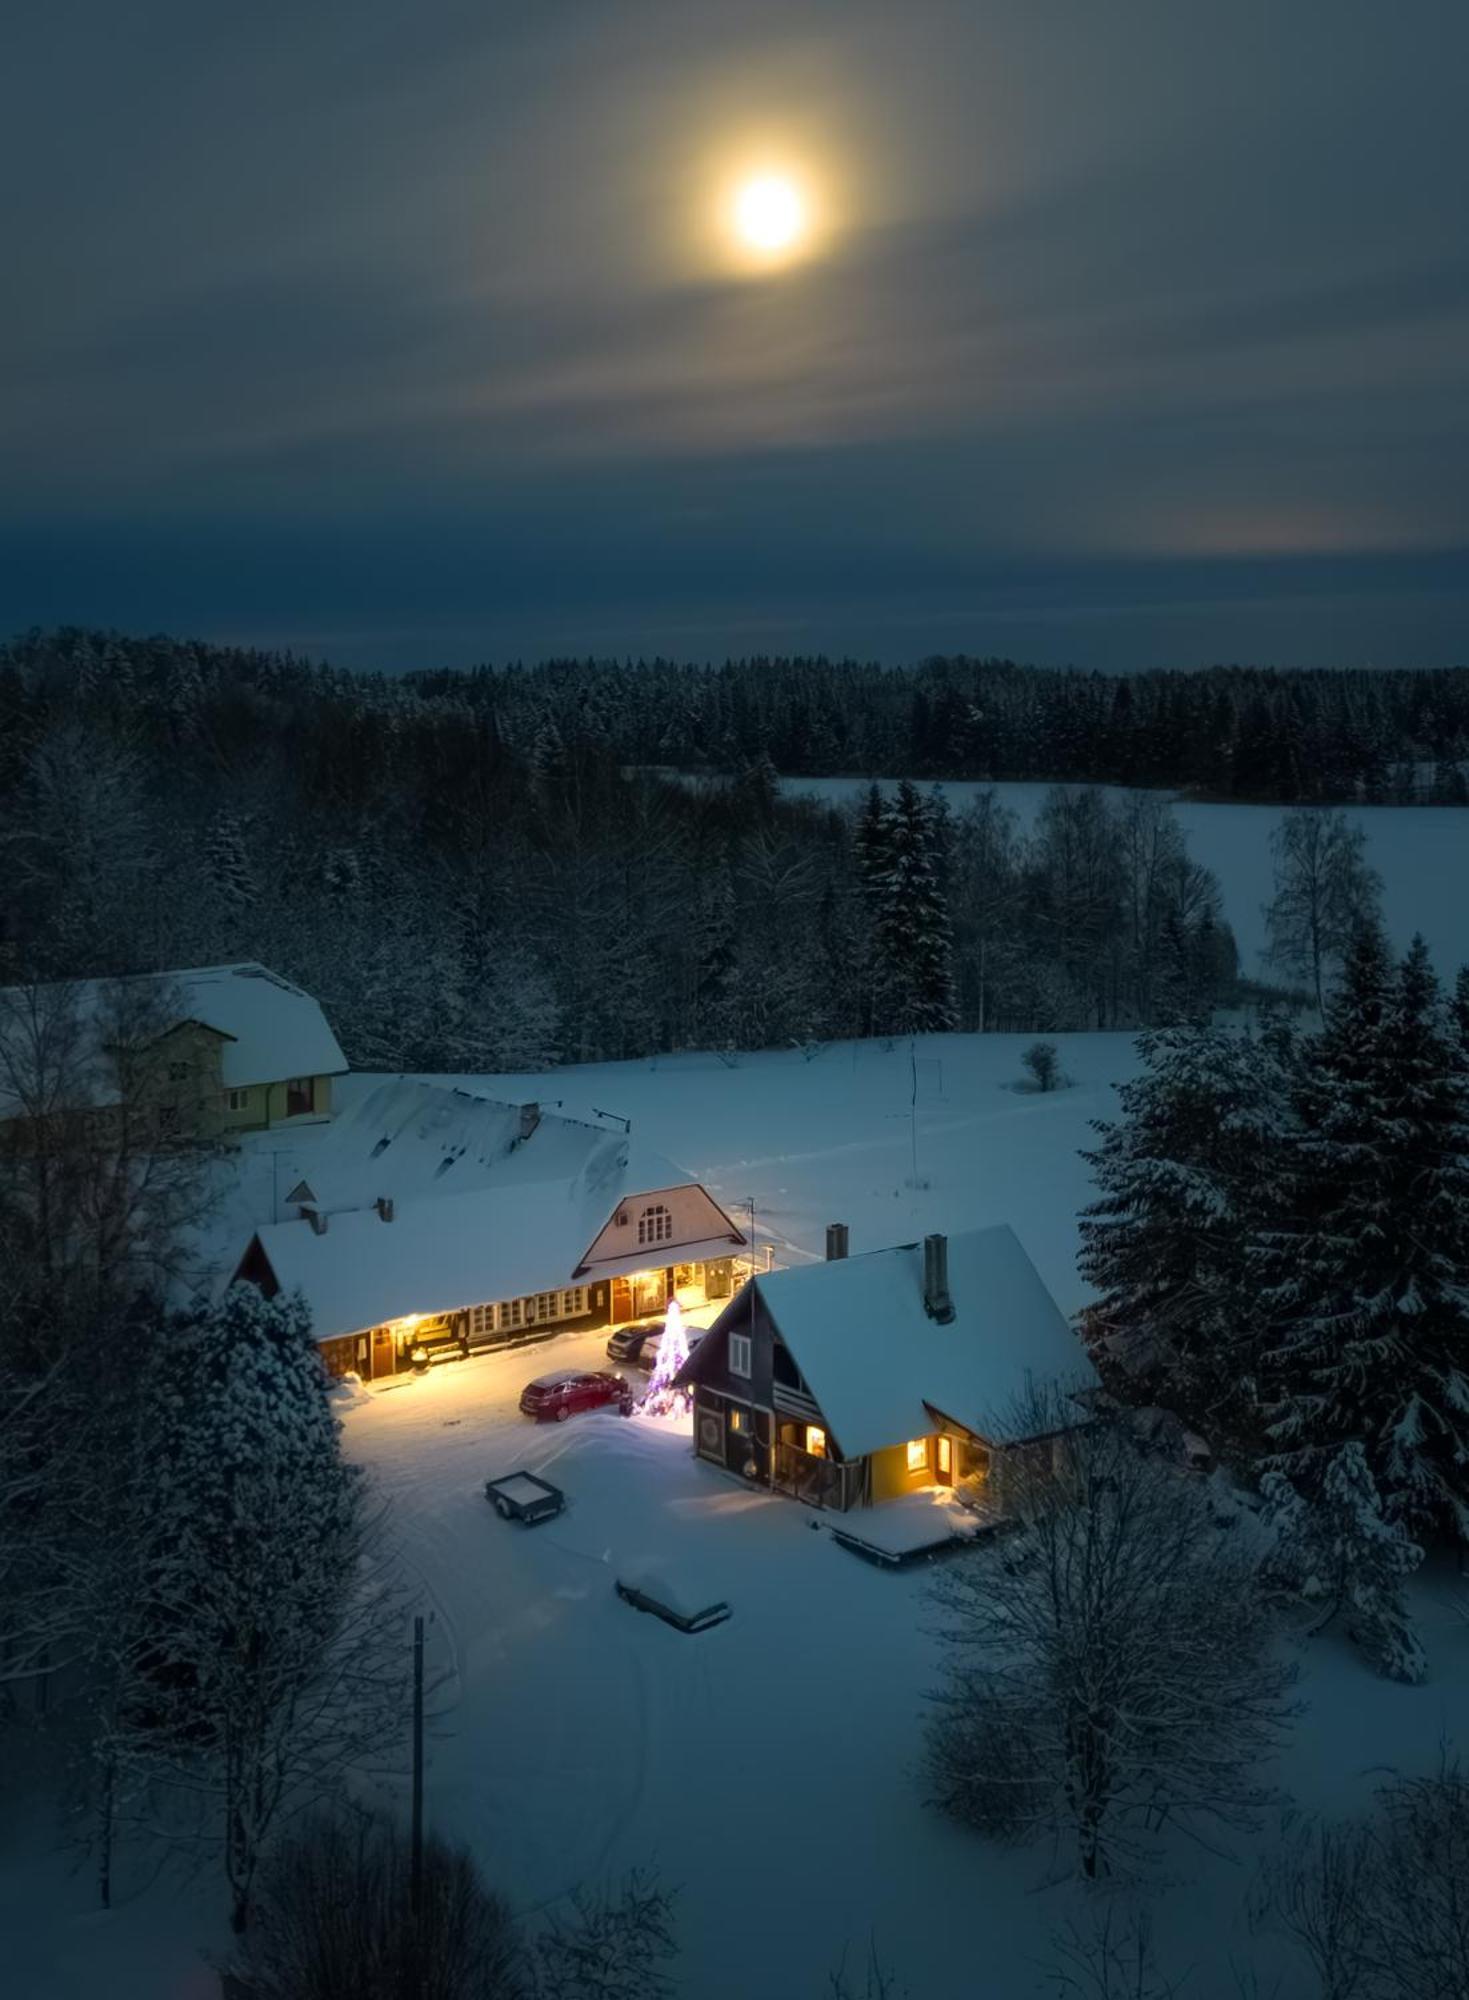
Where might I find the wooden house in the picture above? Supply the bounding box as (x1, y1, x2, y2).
(0, 962, 347, 1144)
(232, 1078, 749, 1378)
(674, 1224, 1098, 1512)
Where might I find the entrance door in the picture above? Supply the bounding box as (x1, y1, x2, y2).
(936, 1434, 954, 1486)
(371, 1325, 394, 1380)
(632, 1269, 668, 1317)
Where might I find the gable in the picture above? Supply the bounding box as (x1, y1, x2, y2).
(698, 1228, 1098, 1459)
(574, 1184, 745, 1277)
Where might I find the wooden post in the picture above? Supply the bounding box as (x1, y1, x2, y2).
(410, 1614, 424, 1917)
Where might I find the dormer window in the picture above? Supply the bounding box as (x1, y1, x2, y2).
(637, 1202, 672, 1247)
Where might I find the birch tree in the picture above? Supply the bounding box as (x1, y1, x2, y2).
(1264, 809, 1382, 1010)
(924, 1405, 1293, 1879)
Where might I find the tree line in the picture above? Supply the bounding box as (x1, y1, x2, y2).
(2, 627, 1260, 1070)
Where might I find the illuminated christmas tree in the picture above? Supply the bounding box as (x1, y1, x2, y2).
(641, 1299, 691, 1417)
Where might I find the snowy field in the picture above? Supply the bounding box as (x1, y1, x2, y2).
(773, 775, 1468, 979)
(11, 1030, 1469, 1997)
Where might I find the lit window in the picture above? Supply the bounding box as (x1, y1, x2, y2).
(806, 1425, 827, 1459)
(729, 1331, 752, 1378)
(637, 1203, 673, 1246)
(906, 1438, 930, 1474)
(729, 1407, 747, 1433)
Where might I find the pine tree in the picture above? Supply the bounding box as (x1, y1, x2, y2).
(1261, 1444, 1426, 1682)
(1257, 927, 1469, 1543)
(1452, 965, 1469, 1056)
(205, 809, 257, 912)
(1080, 1024, 1296, 1435)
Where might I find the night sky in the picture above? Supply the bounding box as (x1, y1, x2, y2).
(4, 0, 1467, 671)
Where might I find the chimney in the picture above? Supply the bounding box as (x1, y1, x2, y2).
(518, 1101, 541, 1143)
(923, 1233, 954, 1323)
(308, 1208, 329, 1237)
(376, 1196, 394, 1223)
(825, 1222, 849, 1262)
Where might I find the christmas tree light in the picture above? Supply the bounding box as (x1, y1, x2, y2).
(641, 1298, 691, 1417)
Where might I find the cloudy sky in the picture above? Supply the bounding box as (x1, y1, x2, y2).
(3, 0, 1467, 670)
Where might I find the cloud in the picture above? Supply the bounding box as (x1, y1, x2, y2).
(2, 0, 1467, 664)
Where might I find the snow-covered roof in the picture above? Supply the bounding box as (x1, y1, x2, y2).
(0, 962, 346, 1106)
(711, 1226, 1097, 1458)
(243, 1116, 737, 1341)
(170, 965, 347, 1087)
(273, 1078, 647, 1213)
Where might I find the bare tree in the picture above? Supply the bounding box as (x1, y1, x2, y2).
(1251, 1814, 1375, 2000)
(924, 1400, 1294, 1879)
(1254, 1764, 1469, 2000)
(239, 1813, 678, 2000)
(1045, 1904, 1189, 1999)
(1264, 811, 1382, 1011)
(0, 973, 220, 1320)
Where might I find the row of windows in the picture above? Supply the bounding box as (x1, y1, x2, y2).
(467, 1289, 588, 1336)
(637, 1202, 673, 1246)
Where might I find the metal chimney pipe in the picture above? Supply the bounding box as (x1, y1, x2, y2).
(923, 1232, 954, 1323)
(825, 1222, 849, 1262)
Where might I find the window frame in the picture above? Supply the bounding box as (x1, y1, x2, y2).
(637, 1202, 673, 1247)
(728, 1330, 752, 1379)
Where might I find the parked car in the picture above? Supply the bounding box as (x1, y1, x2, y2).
(605, 1318, 666, 1367)
(519, 1369, 634, 1422)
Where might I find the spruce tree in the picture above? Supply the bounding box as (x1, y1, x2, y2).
(1258, 927, 1469, 1543)
(1261, 1444, 1426, 1682)
(871, 780, 957, 1035)
(122, 1286, 384, 1933)
(1080, 1024, 1295, 1435)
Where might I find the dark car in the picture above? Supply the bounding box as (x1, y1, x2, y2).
(519, 1369, 634, 1422)
(605, 1318, 667, 1368)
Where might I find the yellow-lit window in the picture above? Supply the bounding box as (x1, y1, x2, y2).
(806, 1425, 827, 1459)
(906, 1437, 931, 1474)
(728, 1407, 747, 1434)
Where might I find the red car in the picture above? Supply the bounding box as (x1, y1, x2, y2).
(519, 1369, 634, 1423)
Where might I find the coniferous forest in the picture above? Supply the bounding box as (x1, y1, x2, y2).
(6, 626, 1463, 1070)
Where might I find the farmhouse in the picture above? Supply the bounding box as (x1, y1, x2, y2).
(233, 1078, 749, 1378)
(0, 961, 346, 1142)
(676, 1224, 1098, 1511)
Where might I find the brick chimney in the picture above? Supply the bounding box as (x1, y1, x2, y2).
(376, 1196, 394, 1223)
(825, 1222, 849, 1261)
(308, 1208, 329, 1237)
(923, 1233, 954, 1323)
(517, 1101, 541, 1143)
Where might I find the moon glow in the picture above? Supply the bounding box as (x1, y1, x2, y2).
(731, 173, 809, 263)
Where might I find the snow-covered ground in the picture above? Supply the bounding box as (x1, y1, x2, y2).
(13, 1030, 1469, 1996)
(775, 776, 1468, 978)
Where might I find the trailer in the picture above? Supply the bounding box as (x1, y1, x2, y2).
(484, 1470, 565, 1525)
(614, 1577, 732, 1634)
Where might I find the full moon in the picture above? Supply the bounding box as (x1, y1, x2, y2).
(733, 174, 807, 258)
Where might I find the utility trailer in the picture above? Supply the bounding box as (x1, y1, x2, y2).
(614, 1577, 732, 1634)
(485, 1470, 565, 1525)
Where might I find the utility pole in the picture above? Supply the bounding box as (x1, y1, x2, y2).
(410, 1613, 424, 1917)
